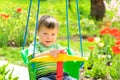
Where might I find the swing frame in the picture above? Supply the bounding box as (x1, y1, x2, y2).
(21, 0, 85, 80)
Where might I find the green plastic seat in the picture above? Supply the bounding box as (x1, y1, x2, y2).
(20, 48, 84, 80)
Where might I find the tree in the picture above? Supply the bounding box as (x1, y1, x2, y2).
(90, 0, 105, 20)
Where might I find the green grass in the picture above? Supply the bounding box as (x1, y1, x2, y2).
(0, 47, 25, 66)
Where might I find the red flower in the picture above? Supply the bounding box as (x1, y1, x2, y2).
(0, 13, 10, 20)
(16, 8, 22, 13)
(4, 14, 9, 18)
(100, 27, 110, 35)
(0, 14, 5, 17)
(116, 37, 120, 41)
(112, 45, 120, 54)
(115, 40, 120, 45)
(115, 35, 120, 41)
(109, 28, 120, 37)
(109, 28, 119, 35)
(87, 37, 94, 42)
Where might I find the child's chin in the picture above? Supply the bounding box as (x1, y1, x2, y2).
(45, 44, 52, 47)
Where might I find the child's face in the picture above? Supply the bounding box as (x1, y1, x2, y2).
(38, 26, 58, 47)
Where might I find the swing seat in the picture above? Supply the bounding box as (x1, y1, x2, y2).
(21, 49, 29, 64)
(20, 48, 85, 80)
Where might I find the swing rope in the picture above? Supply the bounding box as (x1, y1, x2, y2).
(66, 0, 70, 49)
(32, 0, 40, 79)
(66, 0, 84, 57)
(22, 0, 32, 50)
(33, 0, 40, 58)
(76, 0, 84, 57)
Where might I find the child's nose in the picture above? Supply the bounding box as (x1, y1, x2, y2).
(46, 34, 51, 38)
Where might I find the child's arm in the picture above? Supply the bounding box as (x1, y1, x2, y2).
(35, 49, 59, 58)
(35, 48, 67, 58)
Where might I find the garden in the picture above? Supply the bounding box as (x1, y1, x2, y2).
(0, 0, 120, 80)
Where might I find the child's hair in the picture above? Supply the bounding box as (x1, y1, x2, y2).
(38, 15, 59, 31)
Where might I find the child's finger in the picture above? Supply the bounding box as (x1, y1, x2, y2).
(58, 49, 67, 54)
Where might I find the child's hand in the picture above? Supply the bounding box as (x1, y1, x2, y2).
(48, 49, 67, 58)
(58, 49, 67, 54)
(48, 49, 59, 58)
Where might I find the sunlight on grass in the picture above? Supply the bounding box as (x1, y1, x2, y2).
(0, 47, 24, 66)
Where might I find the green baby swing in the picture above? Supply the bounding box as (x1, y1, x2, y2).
(21, 0, 85, 80)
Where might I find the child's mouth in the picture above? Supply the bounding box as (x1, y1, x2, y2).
(46, 41, 52, 44)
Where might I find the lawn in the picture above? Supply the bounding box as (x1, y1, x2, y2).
(0, 47, 24, 65)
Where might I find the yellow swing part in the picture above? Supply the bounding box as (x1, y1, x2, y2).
(30, 53, 85, 62)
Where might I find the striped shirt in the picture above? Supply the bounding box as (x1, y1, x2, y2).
(28, 42, 61, 78)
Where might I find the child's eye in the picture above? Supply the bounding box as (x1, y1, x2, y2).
(43, 33, 47, 35)
(51, 34, 55, 36)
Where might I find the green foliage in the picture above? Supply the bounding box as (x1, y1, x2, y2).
(0, 64, 18, 80)
(109, 55, 120, 79)
(80, 18, 98, 36)
(0, 28, 8, 47)
(83, 23, 120, 79)
(84, 54, 108, 79)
